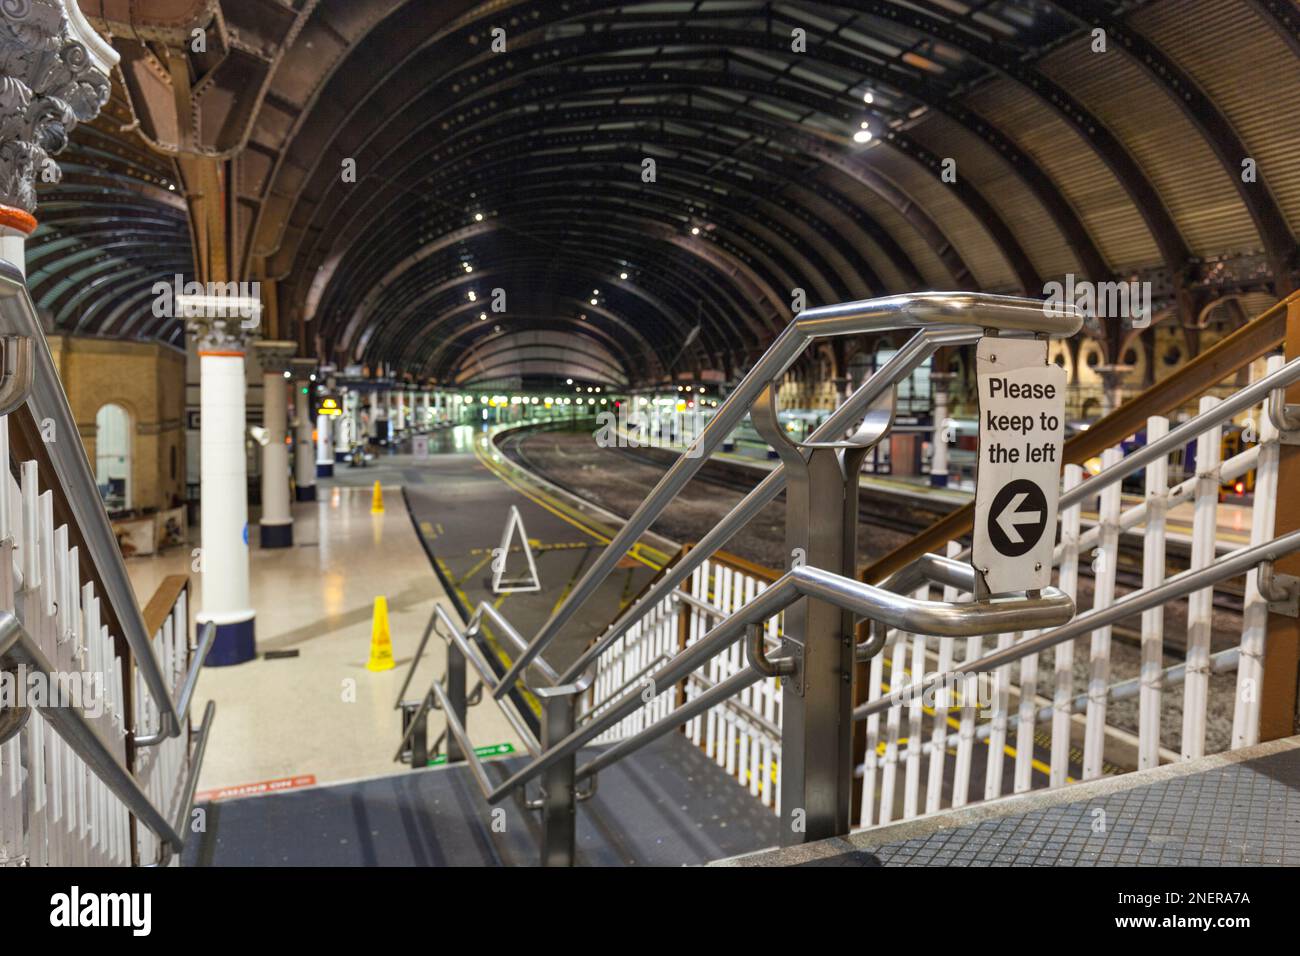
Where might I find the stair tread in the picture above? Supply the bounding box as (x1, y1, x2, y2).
(184, 732, 779, 866)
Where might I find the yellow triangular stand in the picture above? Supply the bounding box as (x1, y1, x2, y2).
(370, 480, 384, 514)
(366, 596, 395, 672)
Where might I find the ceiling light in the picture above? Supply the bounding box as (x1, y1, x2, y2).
(690, 226, 700, 235)
(863, 91, 874, 104)
(619, 272, 628, 280)
(474, 212, 483, 221)
(853, 129, 872, 143)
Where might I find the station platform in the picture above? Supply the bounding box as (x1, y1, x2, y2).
(719, 736, 1300, 867)
(353, 425, 673, 679)
(124, 482, 526, 796)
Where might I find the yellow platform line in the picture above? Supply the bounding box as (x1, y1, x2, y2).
(434, 555, 541, 718)
(873, 654, 1067, 784)
(471, 433, 666, 571)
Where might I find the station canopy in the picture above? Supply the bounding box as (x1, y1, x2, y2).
(45, 0, 1300, 388)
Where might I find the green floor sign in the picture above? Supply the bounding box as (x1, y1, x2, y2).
(429, 742, 515, 766)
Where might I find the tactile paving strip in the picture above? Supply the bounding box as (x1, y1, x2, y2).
(716, 738, 1300, 867)
(804, 747, 1300, 867)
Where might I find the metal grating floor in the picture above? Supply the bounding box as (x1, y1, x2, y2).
(719, 736, 1300, 867)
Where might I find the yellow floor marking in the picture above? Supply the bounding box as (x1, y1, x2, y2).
(457, 549, 496, 586)
(471, 434, 666, 571)
(874, 657, 1066, 783)
(435, 556, 541, 717)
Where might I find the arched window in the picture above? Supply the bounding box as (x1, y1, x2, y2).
(96, 403, 131, 511)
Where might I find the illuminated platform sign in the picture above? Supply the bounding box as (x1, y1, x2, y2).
(972, 337, 1066, 595)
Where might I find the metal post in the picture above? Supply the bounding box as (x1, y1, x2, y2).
(752, 384, 887, 844)
(411, 708, 428, 767)
(536, 683, 580, 866)
(445, 642, 467, 762)
(400, 701, 428, 767)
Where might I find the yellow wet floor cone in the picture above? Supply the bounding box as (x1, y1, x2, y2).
(370, 480, 384, 514)
(366, 596, 395, 672)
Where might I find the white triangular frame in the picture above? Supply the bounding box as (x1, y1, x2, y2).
(491, 505, 542, 593)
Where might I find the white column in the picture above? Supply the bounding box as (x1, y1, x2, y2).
(316, 407, 335, 477)
(191, 320, 256, 665)
(345, 390, 361, 449)
(256, 342, 296, 546)
(291, 361, 316, 501)
(369, 389, 382, 442)
(255, 349, 294, 548)
(930, 372, 951, 488)
(335, 390, 351, 452)
(0, 222, 29, 275)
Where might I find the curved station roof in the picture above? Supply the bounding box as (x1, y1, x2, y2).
(53, 0, 1300, 387)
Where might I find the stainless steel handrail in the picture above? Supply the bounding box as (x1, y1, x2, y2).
(154, 699, 216, 866)
(854, 528, 1300, 721)
(557, 327, 972, 685)
(575, 666, 767, 783)
(858, 553, 977, 660)
(486, 564, 1074, 801)
(136, 621, 217, 747)
(1056, 356, 1300, 513)
(0, 335, 33, 416)
(0, 264, 179, 735)
(402, 599, 560, 704)
(392, 603, 543, 762)
(496, 293, 1081, 698)
(430, 674, 494, 799)
(0, 610, 185, 852)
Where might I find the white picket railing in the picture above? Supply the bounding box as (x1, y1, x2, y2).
(585, 553, 785, 811)
(855, 354, 1287, 828)
(584, 354, 1291, 830)
(0, 412, 195, 865)
(133, 585, 194, 867)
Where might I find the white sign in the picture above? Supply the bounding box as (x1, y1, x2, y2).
(491, 505, 541, 594)
(972, 337, 1066, 595)
(412, 435, 429, 459)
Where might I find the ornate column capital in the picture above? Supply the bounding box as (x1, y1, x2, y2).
(187, 315, 253, 353)
(289, 357, 318, 381)
(0, 0, 117, 222)
(253, 339, 297, 374)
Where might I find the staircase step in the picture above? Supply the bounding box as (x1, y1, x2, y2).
(184, 732, 779, 866)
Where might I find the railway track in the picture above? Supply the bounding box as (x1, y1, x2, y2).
(497, 424, 1246, 659)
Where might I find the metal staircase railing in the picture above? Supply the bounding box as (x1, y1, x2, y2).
(850, 352, 1300, 825)
(0, 264, 214, 866)
(397, 291, 1087, 863)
